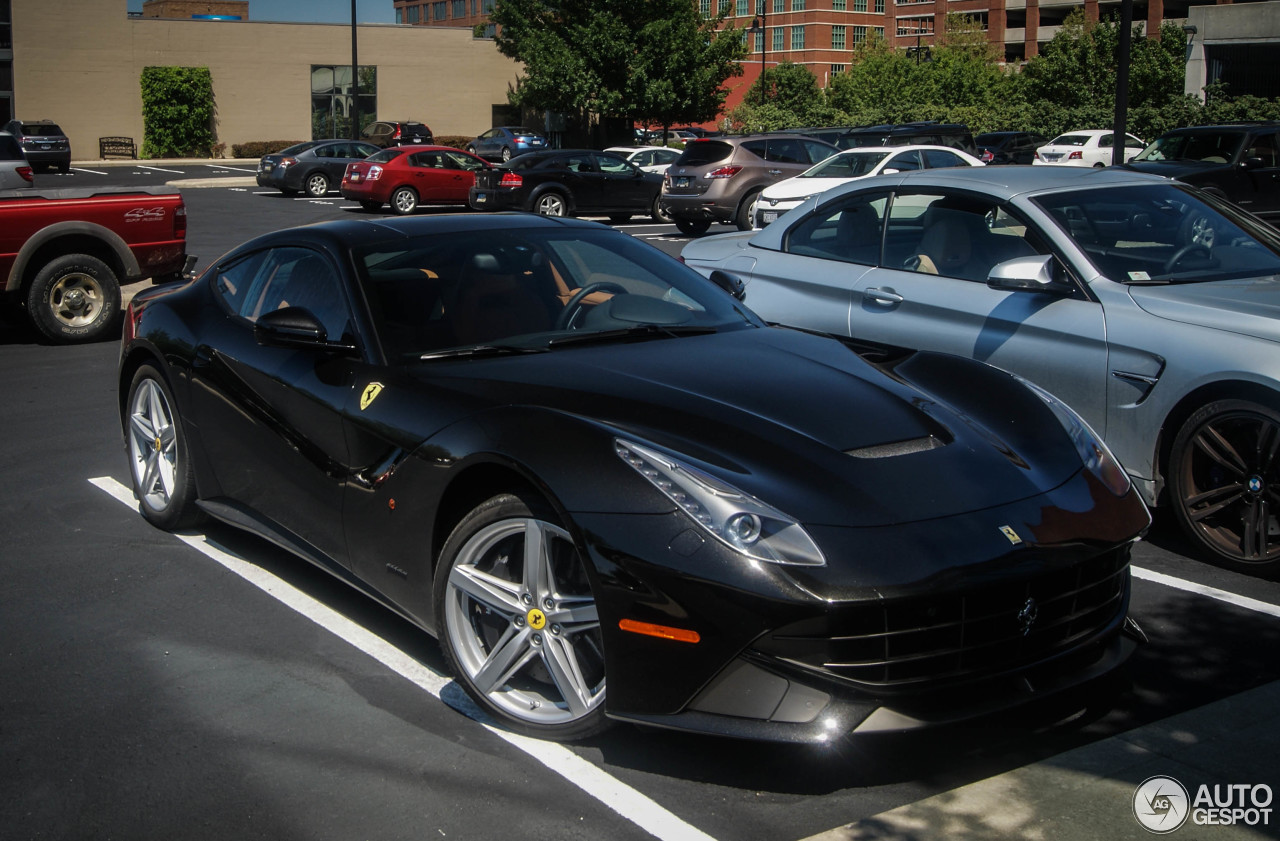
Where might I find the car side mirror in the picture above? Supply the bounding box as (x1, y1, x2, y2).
(986, 255, 1074, 295)
(255, 306, 357, 353)
(881, 168, 900, 175)
(709, 269, 746, 300)
(1242, 156, 1265, 170)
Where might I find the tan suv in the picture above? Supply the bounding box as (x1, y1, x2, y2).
(661, 134, 839, 234)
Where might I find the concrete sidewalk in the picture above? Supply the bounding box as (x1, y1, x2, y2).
(806, 680, 1280, 840)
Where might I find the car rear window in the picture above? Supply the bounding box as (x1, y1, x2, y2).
(405, 123, 431, 133)
(675, 140, 733, 167)
(511, 129, 541, 138)
(22, 123, 64, 136)
(367, 149, 405, 164)
(1051, 135, 1092, 147)
(0, 135, 23, 159)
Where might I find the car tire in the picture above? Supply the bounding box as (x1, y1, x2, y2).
(26, 253, 121, 344)
(434, 492, 609, 740)
(124, 363, 204, 531)
(735, 191, 762, 231)
(391, 186, 419, 215)
(360, 200, 383, 211)
(1169, 397, 1280, 577)
(675, 218, 711, 236)
(650, 194, 672, 223)
(608, 213, 632, 223)
(1092, 162, 1106, 169)
(501, 147, 512, 163)
(58, 162, 70, 175)
(304, 172, 330, 197)
(534, 191, 568, 217)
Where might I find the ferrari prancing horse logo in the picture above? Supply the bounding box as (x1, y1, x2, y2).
(360, 382, 384, 411)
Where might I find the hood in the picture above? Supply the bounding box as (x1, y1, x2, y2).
(1129, 276, 1280, 343)
(411, 327, 1084, 527)
(761, 177, 852, 203)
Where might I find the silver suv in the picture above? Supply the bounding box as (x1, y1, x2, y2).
(661, 134, 838, 234)
(0, 132, 34, 190)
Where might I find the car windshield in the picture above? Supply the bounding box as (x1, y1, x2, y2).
(675, 141, 733, 167)
(802, 150, 890, 178)
(1033, 183, 1280, 284)
(1133, 131, 1246, 163)
(354, 227, 758, 360)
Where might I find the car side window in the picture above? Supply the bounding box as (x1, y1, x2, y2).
(801, 140, 835, 164)
(924, 149, 965, 169)
(887, 151, 923, 172)
(784, 192, 889, 266)
(314, 145, 333, 158)
(893, 193, 1046, 283)
(1245, 132, 1280, 167)
(212, 251, 271, 316)
(242, 247, 352, 341)
(413, 151, 445, 168)
(596, 154, 632, 174)
(444, 150, 485, 171)
(740, 140, 768, 159)
(764, 138, 804, 164)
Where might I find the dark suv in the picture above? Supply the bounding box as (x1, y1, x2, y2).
(661, 134, 839, 234)
(3, 119, 70, 173)
(975, 131, 1048, 165)
(362, 120, 434, 148)
(784, 122, 977, 156)
(1122, 123, 1280, 222)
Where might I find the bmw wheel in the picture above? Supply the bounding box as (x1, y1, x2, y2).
(534, 191, 568, 217)
(305, 172, 330, 197)
(391, 186, 419, 215)
(1170, 398, 1280, 576)
(125, 364, 203, 530)
(435, 493, 608, 739)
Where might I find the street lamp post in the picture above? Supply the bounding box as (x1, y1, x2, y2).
(747, 3, 767, 106)
(350, 0, 360, 141)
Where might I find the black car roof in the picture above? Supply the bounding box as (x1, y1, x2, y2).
(240, 213, 604, 251)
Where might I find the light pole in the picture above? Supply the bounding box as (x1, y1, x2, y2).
(747, 2, 767, 105)
(350, 0, 360, 141)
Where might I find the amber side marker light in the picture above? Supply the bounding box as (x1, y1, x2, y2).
(619, 619, 700, 644)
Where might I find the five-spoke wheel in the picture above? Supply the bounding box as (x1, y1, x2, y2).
(125, 365, 201, 529)
(435, 493, 607, 739)
(1171, 399, 1280, 576)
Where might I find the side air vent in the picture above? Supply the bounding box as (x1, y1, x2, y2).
(845, 436, 945, 459)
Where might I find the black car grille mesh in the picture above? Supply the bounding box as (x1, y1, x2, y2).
(755, 548, 1130, 689)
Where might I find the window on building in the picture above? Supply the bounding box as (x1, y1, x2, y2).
(852, 0, 866, 11)
(395, 7, 403, 24)
(896, 15, 934, 35)
(852, 25, 867, 45)
(737, 0, 749, 15)
(834, 0, 846, 8)
(433, 2, 447, 21)
(311, 65, 377, 141)
(875, 25, 885, 37)
(452, 0, 466, 17)
(721, 0, 733, 15)
(832, 24, 846, 49)
(831, 64, 846, 74)
(874, 0, 885, 14)
(772, 26, 783, 51)
(482, 0, 495, 13)
(773, 0, 783, 13)
(477, 22, 496, 38)
(701, 0, 711, 17)
(791, 25, 805, 49)
(791, 0, 805, 9)
(407, 5, 419, 24)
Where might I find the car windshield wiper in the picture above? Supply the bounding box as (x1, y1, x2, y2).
(547, 324, 718, 349)
(417, 343, 548, 361)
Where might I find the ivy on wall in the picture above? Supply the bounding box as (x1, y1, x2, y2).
(140, 67, 215, 158)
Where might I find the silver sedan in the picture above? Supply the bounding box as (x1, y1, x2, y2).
(682, 166, 1280, 576)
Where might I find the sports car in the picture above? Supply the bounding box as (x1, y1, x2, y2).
(119, 214, 1149, 742)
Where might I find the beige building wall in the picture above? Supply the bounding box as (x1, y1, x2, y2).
(11, 0, 519, 157)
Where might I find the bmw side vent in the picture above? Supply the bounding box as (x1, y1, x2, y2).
(845, 436, 945, 459)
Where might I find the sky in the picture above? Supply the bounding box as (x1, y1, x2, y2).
(126, 1, 395, 24)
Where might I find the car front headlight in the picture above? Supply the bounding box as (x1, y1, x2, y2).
(1018, 379, 1131, 496)
(615, 439, 825, 566)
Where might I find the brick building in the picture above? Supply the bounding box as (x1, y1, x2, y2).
(142, 0, 249, 18)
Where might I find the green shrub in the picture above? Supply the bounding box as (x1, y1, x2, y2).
(140, 67, 215, 158)
(434, 135, 473, 150)
(231, 140, 307, 159)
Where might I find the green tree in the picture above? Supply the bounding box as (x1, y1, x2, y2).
(139, 67, 215, 158)
(488, 0, 745, 129)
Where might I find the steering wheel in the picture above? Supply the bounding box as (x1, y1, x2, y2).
(1163, 243, 1213, 274)
(556, 281, 627, 330)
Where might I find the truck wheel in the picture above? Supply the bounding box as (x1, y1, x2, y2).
(26, 253, 121, 344)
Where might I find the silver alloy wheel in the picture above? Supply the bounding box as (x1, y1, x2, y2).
(443, 517, 604, 726)
(501, 146, 512, 162)
(392, 187, 418, 214)
(45, 271, 105, 328)
(127, 377, 178, 513)
(306, 172, 328, 196)
(536, 193, 566, 216)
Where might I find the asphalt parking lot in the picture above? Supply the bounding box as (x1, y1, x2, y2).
(2, 161, 1279, 841)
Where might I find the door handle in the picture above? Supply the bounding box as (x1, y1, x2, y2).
(767, 169, 782, 176)
(864, 287, 904, 305)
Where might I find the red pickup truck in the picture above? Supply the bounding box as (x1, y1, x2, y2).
(1, 187, 190, 343)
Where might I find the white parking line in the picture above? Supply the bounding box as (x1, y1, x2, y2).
(135, 164, 187, 174)
(1132, 565, 1280, 618)
(204, 164, 258, 173)
(88, 476, 717, 841)
(71, 166, 109, 175)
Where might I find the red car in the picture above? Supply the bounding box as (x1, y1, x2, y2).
(341, 145, 490, 215)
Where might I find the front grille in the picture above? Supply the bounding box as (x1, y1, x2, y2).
(754, 547, 1130, 690)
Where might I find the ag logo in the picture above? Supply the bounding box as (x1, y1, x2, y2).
(359, 382, 384, 411)
(1134, 775, 1189, 833)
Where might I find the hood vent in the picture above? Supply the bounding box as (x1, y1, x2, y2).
(846, 435, 945, 459)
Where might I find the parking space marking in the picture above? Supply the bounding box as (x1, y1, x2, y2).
(135, 164, 186, 174)
(1132, 565, 1280, 618)
(71, 166, 109, 175)
(204, 164, 258, 173)
(88, 476, 717, 841)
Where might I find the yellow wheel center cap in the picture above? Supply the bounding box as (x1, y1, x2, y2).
(526, 608, 547, 630)
(154, 435, 163, 452)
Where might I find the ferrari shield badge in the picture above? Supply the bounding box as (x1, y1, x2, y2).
(360, 382, 384, 411)
(1000, 525, 1023, 545)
